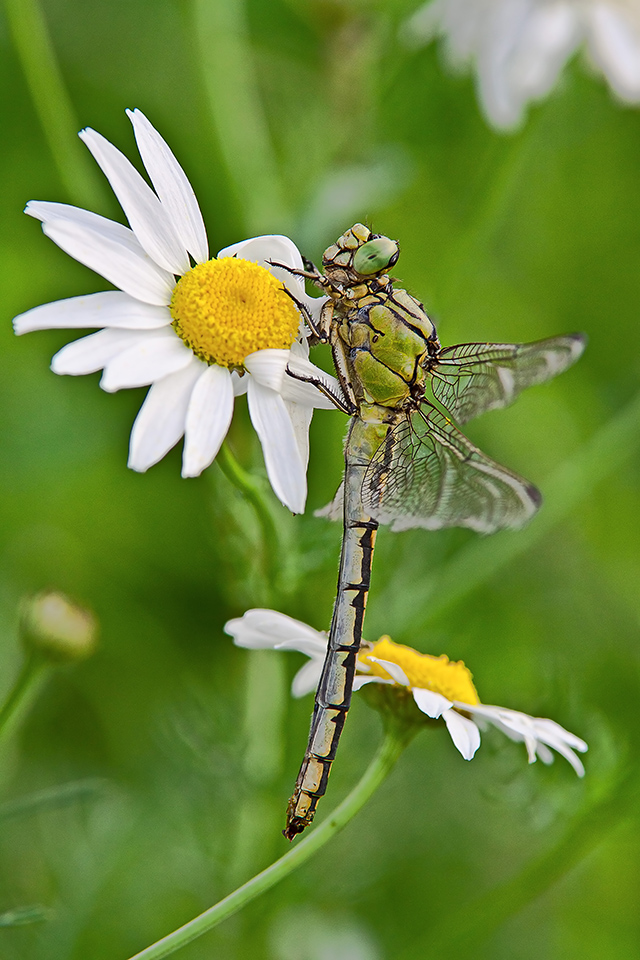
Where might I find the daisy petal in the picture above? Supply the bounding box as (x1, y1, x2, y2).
(225, 609, 327, 654)
(243, 349, 289, 392)
(128, 360, 203, 472)
(412, 687, 452, 719)
(353, 676, 393, 691)
(127, 109, 209, 263)
(284, 354, 346, 409)
(284, 400, 313, 472)
(588, 5, 640, 99)
(42, 219, 174, 306)
(80, 127, 189, 274)
(182, 365, 234, 477)
(291, 659, 325, 699)
(26, 200, 142, 248)
(100, 332, 193, 392)
(244, 350, 341, 410)
(51, 329, 148, 375)
(367, 657, 410, 686)
(14, 292, 171, 335)
(444, 710, 481, 760)
(247, 378, 306, 514)
(217, 235, 306, 298)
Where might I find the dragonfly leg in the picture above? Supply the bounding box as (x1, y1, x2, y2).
(286, 365, 355, 415)
(279, 285, 329, 345)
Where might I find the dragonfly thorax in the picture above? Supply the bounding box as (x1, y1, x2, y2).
(338, 287, 439, 409)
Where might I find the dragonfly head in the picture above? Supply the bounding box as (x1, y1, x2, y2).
(322, 223, 400, 285)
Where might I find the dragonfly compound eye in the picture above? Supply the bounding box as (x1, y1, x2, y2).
(353, 237, 400, 276)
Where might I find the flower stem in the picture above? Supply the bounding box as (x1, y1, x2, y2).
(0, 653, 47, 744)
(216, 441, 283, 597)
(2, 0, 104, 208)
(126, 727, 408, 960)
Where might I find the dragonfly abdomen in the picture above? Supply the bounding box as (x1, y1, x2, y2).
(283, 445, 379, 840)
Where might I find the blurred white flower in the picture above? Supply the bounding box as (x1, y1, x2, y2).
(405, 0, 640, 129)
(13, 109, 340, 513)
(226, 609, 588, 774)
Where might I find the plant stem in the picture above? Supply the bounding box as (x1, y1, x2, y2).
(216, 441, 283, 597)
(2, 0, 104, 208)
(126, 727, 408, 960)
(0, 653, 47, 744)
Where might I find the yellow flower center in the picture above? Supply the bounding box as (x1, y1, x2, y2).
(358, 636, 480, 706)
(170, 257, 301, 368)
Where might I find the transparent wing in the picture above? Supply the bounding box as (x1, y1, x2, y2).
(429, 333, 586, 424)
(361, 405, 541, 533)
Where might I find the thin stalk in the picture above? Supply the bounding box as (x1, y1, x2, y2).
(0, 653, 47, 743)
(3, 0, 104, 208)
(216, 441, 283, 596)
(126, 727, 409, 960)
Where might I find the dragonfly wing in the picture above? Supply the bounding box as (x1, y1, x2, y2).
(430, 333, 586, 424)
(362, 406, 541, 534)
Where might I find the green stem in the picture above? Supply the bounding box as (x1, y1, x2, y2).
(191, 0, 290, 235)
(216, 441, 282, 596)
(2, 0, 104, 208)
(126, 727, 408, 960)
(0, 653, 47, 743)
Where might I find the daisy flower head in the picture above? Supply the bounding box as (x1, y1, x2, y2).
(404, 0, 640, 130)
(226, 609, 588, 775)
(13, 110, 340, 513)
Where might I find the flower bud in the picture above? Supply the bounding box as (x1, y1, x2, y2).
(20, 591, 98, 663)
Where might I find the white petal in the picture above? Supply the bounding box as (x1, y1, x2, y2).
(100, 331, 193, 392)
(243, 349, 289, 392)
(224, 609, 327, 653)
(284, 399, 313, 473)
(588, 4, 640, 99)
(51, 328, 148, 375)
(244, 350, 342, 410)
(182, 365, 234, 477)
(128, 359, 203, 472)
(367, 656, 410, 687)
(14, 292, 171, 335)
(247, 378, 307, 514)
(127, 109, 209, 263)
(444, 711, 481, 760)
(412, 687, 452, 719)
(275, 638, 327, 657)
(463, 703, 587, 775)
(80, 127, 189, 274)
(535, 742, 555, 765)
(231, 371, 249, 396)
(291, 659, 324, 699)
(26, 200, 141, 247)
(42, 219, 174, 306)
(217, 235, 306, 298)
(353, 676, 393, 691)
(284, 354, 346, 409)
(530, 716, 588, 752)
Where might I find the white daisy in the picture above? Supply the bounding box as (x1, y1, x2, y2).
(404, 0, 640, 129)
(13, 109, 340, 513)
(226, 609, 588, 774)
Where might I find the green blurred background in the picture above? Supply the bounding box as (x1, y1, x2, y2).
(1, 1, 639, 958)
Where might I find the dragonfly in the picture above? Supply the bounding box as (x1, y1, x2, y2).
(279, 223, 586, 839)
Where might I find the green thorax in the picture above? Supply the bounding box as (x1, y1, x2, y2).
(336, 284, 438, 409)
